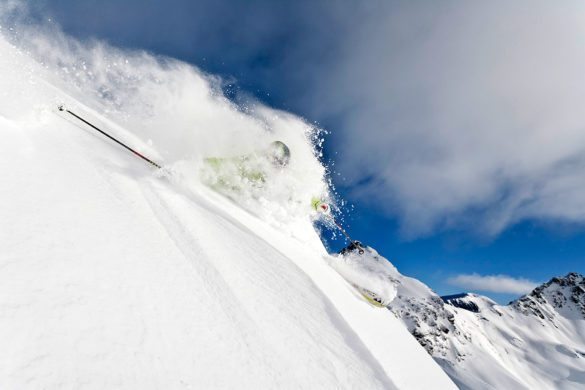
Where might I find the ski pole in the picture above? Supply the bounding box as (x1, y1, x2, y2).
(325, 214, 364, 254)
(58, 105, 162, 169)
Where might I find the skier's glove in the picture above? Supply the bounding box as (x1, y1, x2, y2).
(311, 197, 330, 214)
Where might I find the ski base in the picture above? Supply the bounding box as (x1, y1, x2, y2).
(352, 284, 390, 308)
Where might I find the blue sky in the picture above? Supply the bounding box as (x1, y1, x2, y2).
(26, 0, 585, 303)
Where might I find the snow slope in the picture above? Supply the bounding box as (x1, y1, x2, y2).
(0, 21, 455, 390)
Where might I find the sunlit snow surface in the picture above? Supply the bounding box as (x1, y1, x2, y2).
(0, 18, 455, 390)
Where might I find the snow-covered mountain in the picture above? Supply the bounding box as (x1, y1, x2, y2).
(0, 18, 456, 390)
(389, 268, 585, 389)
(297, 239, 585, 389)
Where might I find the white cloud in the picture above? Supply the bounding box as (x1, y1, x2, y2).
(447, 274, 538, 295)
(307, 0, 585, 238)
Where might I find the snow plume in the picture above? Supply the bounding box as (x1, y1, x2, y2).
(0, 6, 329, 223)
(310, 0, 585, 238)
(447, 273, 538, 295)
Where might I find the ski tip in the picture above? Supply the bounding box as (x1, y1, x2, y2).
(57, 104, 65, 112)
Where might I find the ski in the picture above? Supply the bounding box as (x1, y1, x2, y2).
(352, 284, 391, 308)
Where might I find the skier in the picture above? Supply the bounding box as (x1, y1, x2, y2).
(203, 141, 387, 307)
(202, 140, 330, 214)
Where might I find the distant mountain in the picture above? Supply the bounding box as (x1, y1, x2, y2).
(511, 272, 585, 320)
(388, 271, 585, 389)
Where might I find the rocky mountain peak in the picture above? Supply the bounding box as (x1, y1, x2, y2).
(510, 272, 585, 320)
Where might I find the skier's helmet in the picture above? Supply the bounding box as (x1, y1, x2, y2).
(268, 141, 291, 167)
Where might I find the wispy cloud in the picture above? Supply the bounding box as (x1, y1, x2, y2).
(312, 1, 585, 238)
(447, 274, 538, 295)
